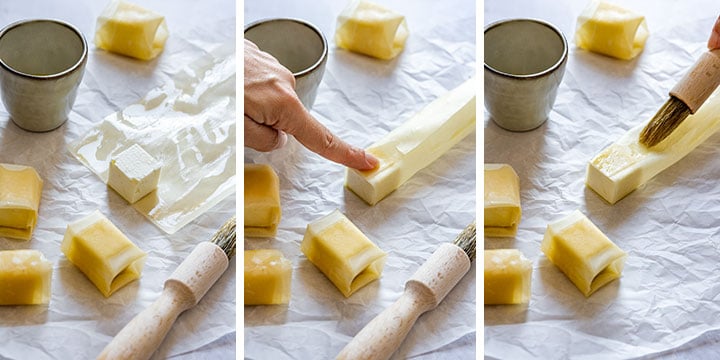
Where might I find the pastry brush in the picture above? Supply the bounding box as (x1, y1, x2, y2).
(639, 49, 720, 147)
(337, 220, 476, 360)
(98, 216, 236, 360)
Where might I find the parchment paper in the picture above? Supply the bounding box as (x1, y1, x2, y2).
(0, 1, 235, 359)
(485, 0, 720, 358)
(244, 0, 476, 359)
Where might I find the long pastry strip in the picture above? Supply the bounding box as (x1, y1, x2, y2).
(587, 89, 720, 204)
(346, 77, 476, 205)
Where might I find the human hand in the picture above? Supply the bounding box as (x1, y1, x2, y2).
(244, 39, 379, 171)
(709, 15, 720, 50)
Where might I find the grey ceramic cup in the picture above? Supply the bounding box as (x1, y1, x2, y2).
(0, 19, 88, 132)
(245, 18, 328, 110)
(484, 19, 568, 132)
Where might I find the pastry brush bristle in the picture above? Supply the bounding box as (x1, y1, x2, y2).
(211, 216, 236, 259)
(639, 97, 692, 147)
(453, 220, 476, 262)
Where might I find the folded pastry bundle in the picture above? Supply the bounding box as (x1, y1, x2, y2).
(301, 210, 386, 297)
(541, 210, 626, 297)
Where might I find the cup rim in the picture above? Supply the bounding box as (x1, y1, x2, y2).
(244, 17, 328, 79)
(484, 18, 568, 79)
(0, 18, 88, 80)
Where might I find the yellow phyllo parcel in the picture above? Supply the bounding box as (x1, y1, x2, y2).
(301, 210, 386, 297)
(95, 0, 169, 60)
(484, 164, 521, 237)
(541, 210, 626, 297)
(61, 211, 146, 297)
(0, 250, 52, 305)
(335, 0, 409, 60)
(244, 164, 281, 237)
(484, 249, 532, 305)
(0, 163, 43, 240)
(244, 249, 292, 305)
(575, 0, 648, 60)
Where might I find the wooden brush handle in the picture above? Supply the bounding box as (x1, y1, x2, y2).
(97, 282, 195, 360)
(670, 49, 720, 113)
(98, 242, 229, 360)
(336, 282, 435, 360)
(337, 243, 471, 360)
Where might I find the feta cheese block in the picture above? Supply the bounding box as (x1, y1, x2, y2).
(541, 210, 626, 297)
(335, 0, 409, 60)
(346, 78, 476, 205)
(0, 250, 52, 305)
(94, 0, 169, 60)
(244, 249, 292, 305)
(575, 0, 649, 60)
(484, 164, 521, 237)
(0, 164, 43, 240)
(244, 164, 281, 237)
(484, 249, 532, 305)
(61, 211, 146, 297)
(108, 144, 161, 204)
(301, 210, 386, 297)
(587, 89, 720, 204)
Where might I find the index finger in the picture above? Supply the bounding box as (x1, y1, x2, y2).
(279, 98, 378, 171)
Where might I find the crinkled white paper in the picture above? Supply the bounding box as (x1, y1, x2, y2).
(485, 0, 720, 358)
(244, 0, 476, 359)
(0, 1, 235, 359)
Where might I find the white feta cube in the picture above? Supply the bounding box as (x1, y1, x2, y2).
(108, 144, 161, 204)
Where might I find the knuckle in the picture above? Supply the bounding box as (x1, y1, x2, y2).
(322, 131, 337, 152)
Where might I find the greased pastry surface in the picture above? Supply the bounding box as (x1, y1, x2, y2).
(0, 164, 43, 240)
(244, 249, 292, 305)
(94, 0, 169, 60)
(301, 210, 386, 298)
(61, 211, 147, 298)
(0, 250, 52, 305)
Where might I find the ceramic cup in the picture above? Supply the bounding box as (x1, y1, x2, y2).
(245, 18, 328, 110)
(0, 19, 88, 132)
(484, 18, 568, 132)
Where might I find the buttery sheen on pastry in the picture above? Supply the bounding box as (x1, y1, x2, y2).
(335, 0, 409, 60)
(94, 0, 169, 60)
(0, 163, 43, 240)
(244, 249, 292, 305)
(575, 0, 649, 60)
(61, 211, 146, 297)
(484, 249, 532, 305)
(484, 164, 521, 237)
(244, 164, 281, 237)
(301, 210, 386, 297)
(587, 90, 720, 204)
(541, 210, 626, 297)
(0, 250, 52, 305)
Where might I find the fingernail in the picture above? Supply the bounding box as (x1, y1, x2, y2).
(364, 151, 379, 169)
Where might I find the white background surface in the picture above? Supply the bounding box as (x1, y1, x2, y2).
(485, 0, 720, 358)
(0, 1, 235, 359)
(244, 0, 476, 359)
